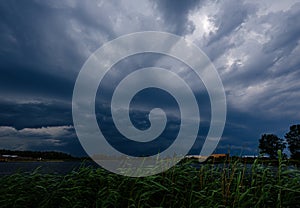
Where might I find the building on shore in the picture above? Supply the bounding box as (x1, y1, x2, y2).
(185, 153, 229, 161)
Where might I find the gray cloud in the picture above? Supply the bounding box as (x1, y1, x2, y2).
(220, 3, 300, 119)
(151, 0, 204, 35)
(0, 0, 299, 156)
(0, 125, 83, 155)
(0, 100, 72, 130)
(182, 1, 300, 121)
(208, 0, 256, 44)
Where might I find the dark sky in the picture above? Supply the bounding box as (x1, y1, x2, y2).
(0, 0, 300, 156)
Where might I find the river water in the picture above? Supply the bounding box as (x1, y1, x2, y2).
(0, 161, 99, 175)
(0, 161, 298, 175)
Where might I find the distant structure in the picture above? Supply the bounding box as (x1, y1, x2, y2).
(0, 155, 7, 162)
(2, 155, 18, 158)
(0, 154, 34, 162)
(242, 155, 258, 158)
(210, 154, 228, 159)
(185, 153, 229, 161)
(185, 155, 209, 160)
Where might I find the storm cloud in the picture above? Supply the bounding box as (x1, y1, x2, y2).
(0, 0, 300, 156)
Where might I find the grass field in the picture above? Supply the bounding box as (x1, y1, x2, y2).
(0, 153, 299, 208)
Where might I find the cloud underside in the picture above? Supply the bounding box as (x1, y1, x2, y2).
(0, 125, 81, 154)
(0, 0, 299, 155)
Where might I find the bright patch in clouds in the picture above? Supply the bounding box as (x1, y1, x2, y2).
(0, 126, 75, 150)
(188, 12, 217, 39)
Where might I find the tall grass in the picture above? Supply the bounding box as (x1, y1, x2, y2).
(0, 152, 299, 208)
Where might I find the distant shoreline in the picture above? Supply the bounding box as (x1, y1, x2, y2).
(0, 159, 75, 163)
(0, 149, 87, 162)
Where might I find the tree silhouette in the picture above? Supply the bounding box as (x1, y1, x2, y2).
(258, 134, 286, 159)
(285, 124, 300, 159)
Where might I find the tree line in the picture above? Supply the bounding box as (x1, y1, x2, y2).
(0, 149, 75, 160)
(259, 124, 300, 159)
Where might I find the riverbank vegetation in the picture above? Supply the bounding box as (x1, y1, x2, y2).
(0, 152, 299, 208)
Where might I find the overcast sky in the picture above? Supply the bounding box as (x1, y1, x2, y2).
(0, 0, 300, 156)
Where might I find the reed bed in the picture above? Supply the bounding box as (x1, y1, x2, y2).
(0, 152, 299, 208)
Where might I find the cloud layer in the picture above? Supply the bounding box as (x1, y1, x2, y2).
(0, 0, 300, 156)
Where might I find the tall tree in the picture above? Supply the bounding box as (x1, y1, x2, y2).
(258, 134, 286, 159)
(285, 124, 300, 159)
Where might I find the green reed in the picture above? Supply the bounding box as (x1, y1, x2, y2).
(0, 152, 299, 208)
